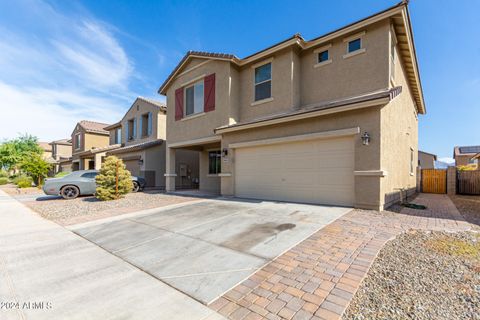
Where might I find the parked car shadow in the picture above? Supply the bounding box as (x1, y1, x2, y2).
(36, 195, 62, 201)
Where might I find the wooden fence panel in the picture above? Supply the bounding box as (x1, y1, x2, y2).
(422, 169, 447, 194)
(457, 170, 480, 195)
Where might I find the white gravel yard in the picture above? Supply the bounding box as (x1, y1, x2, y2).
(344, 230, 480, 320)
(17, 191, 199, 226)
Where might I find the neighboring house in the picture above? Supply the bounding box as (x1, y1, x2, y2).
(453, 145, 480, 167)
(105, 97, 199, 189)
(158, 1, 425, 210)
(71, 120, 119, 171)
(49, 138, 72, 173)
(38, 142, 54, 162)
(418, 150, 436, 169)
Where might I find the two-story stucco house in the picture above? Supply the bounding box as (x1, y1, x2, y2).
(49, 138, 72, 173)
(105, 97, 199, 189)
(71, 120, 119, 171)
(453, 145, 480, 167)
(159, 1, 425, 210)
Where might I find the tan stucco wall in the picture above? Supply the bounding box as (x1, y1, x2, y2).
(199, 149, 221, 193)
(455, 155, 473, 166)
(54, 144, 72, 160)
(85, 133, 109, 151)
(300, 21, 390, 106)
(165, 59, 233, 144)
(379, 28, 418, 208)
(418, 152, 435, 169)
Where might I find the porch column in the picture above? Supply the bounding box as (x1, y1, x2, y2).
(165, 147, 176, 192)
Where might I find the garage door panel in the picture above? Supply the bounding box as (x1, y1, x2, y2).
(235, 136, 354, 206)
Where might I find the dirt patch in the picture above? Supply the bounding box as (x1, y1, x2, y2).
(449, 194, 480, 228)
(344, 230, 480, 320)
(0, 184, 43, 195)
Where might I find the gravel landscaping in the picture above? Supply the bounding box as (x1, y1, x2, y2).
(19, 191, 199, 226)
(449, 195, 480, 228)
(344, 230, 480, 320)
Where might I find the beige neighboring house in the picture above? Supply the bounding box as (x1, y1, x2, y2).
(38, 142, 54, 162)
(454, 145, 480, 167)
(105, 97, 199, 189)
(71, 120, 119, 171)
(49, 138, 72, 173)
(159, 1, 425, 210)
(418, 150, 436, 169)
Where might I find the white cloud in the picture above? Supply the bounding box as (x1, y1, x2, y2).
(0, 0, 136, 142)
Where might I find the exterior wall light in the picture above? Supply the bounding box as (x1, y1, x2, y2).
(222, 148, 229, 157)
(361, 132, 370, 146)
(138, 159, 144, 165)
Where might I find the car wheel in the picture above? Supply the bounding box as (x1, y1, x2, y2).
(61, 185, 79, 199)
(132, 181, 140, 193)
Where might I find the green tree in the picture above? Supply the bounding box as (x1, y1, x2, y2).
(19, 152, 52, 186)
(0, 134, 42, 171)
(95, 156, 133, 201)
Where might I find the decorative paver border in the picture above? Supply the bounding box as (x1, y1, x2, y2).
(209, 194, 472, 320)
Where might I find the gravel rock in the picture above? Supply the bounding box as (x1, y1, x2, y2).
(343, 231, 480, 320)
(21, 191, 197, 225)
(449, 195, 480, 229)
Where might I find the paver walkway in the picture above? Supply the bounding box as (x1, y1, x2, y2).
(210, 194, 472, 320)
(0, 190, 225, 320)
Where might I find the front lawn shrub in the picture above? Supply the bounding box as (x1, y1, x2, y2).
(0, 177, 8, 185)
(0, 170, 8, 178)
(16, 176, 33, 188)
(12, 174, 28, 184)
(95, 156, 133, 201)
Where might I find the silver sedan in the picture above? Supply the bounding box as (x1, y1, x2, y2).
(43, 170, 146, 199)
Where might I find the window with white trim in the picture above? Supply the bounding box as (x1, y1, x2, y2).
(185, 81, 204, 116)
(348, 38, 362, 53)
(75, 133, 81, 149)
(254, 63, 271, 101)
(317, 50, 329, 63)
(115, 128, 122, 144)
(390, 29, 397, 80)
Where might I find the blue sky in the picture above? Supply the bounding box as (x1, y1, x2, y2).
(1, 0, 479, 162)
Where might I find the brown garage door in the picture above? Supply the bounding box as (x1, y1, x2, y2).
(124, 159, 140, 177)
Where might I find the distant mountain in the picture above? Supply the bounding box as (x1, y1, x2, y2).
(435, 160, 453, 169)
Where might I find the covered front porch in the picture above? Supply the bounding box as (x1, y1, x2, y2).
(165, 136, 221, 194)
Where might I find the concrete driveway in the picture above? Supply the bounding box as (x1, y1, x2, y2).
(71, 199, 351, 304)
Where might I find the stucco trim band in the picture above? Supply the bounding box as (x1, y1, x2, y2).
(168, 136, 221, 148)
(218, 173, 232, 177)
(216, 97, 389, 134)
(354, 170, 388, 177)
(228, 127, 360, 149)
(164, 173, 177, 177)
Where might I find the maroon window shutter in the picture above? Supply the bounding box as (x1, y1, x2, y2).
(175, 88, 184, 121)
(204, 73, 215, 112)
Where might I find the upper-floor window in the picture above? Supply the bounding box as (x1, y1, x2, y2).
(348, 38, 362, 53)
(254, 63, 271, 101)
(140, 112, 152, 137)
(318, 50, 329, 63)
(185, 81, 204, 116)
(75, 133, 81, 149)
(127, 118, 136, 141)
(115, 128, 122, 144)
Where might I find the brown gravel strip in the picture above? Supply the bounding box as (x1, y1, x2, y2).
(343, 231, 480, 320)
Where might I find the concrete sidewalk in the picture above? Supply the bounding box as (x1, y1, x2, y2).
(0, 190, 225, 320)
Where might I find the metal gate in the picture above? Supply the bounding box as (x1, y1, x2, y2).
(421, 169, 447, 194)
(457, 170, 480, 195)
